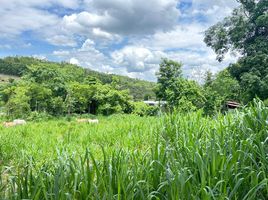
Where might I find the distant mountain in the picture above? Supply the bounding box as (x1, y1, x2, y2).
(0, 56, 156, 100)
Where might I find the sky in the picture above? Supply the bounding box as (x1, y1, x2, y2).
(0, 0, 240, 81)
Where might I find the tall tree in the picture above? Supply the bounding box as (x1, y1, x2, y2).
(204, 0, 268, 102)
(155, 58, 183, 100)
(156, 59, 205, 111)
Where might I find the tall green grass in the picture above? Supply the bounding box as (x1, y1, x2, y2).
(0, 100, 268, 199)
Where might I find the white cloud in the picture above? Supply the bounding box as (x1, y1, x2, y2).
(1, 0, 241, 81)
(135, 23, 206, 51)
(111, 46, 166, 72)
(0, 8, 59, 38)
(47, 35, 77, 47)
(92, 28, 117, 40)
(80, 39, 95, 51)
(181, 0, 238, 24)
(70, 57, 80, 65)
(63, 0, 180, 35)
(0, 0, 79, 37)
(53, 38, 112, 72)
(53, 50, 70, 56)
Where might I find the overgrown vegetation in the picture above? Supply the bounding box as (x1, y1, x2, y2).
(0, 100, 267, 199)
(204, 0, 268, 103)
(0, 57, 158, 118)
(0, 56, 156, 101)
(0, 1, 267, 199)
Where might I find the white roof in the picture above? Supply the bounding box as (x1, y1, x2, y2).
(143, 101, 167, 105)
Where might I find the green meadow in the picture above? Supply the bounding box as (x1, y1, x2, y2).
(1, 101, 268, 199)
(0, 115, 158, 165)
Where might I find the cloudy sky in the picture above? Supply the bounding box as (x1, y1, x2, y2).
(0, 0, 239, 81)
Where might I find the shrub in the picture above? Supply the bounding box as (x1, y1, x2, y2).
(131, 101, 159, 116)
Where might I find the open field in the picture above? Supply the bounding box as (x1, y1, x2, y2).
(0, 101, 268, 199)
(0, 115, 159, 165)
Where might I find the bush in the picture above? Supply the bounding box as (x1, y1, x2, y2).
(264, 99, 268, 107)
(131, 102, 159, 116)
(26, 111, 53, 122)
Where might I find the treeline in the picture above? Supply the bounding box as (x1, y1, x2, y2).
(154, 59, 242, 116)
(0, 58, 157, 118)
(155, 0, 268, 115)
(1, 1, 266, 118)
(0, 57, 156, 101)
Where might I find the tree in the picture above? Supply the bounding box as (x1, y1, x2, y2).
(28, 83, 52, 112)
(93, 84, 131, 115)
(4, 85, 31, 118)
(166, 78, 205, 112)
(204, 0, 268, 102)
(203, 70, 241, 115)
(203, 70, 213, 88)
(65, 82, 94, 114)
(156, 59, 205, 112)
(156, 58, 183, 100)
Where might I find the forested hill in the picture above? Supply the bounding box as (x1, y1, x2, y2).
(0, 56, 156, 100)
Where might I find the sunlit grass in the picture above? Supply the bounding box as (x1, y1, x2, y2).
(0, 101, 268, 199)
(0, 114, 159, 165)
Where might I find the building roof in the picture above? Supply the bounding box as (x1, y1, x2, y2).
(226, 101, 240, 108)
(143, 100, 167, 105)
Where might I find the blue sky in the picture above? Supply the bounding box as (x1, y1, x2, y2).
(0, 0, 239, 81)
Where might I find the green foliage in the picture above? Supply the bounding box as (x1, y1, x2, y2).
(4, 85, 31, 118)
(28, 83, 52, 111)
(204, 0, 268, 61)
(167, 78, 205, 111)
(26, 111, 53, 122)
(0, 56, 156, 101)
(0, 57, 32, 76)
(0, 57, 149, 117)
(131, 101, 159, 116)
(156, 58, 183, 100)
(263, 98, 268, 106)
(205, 0, 268, 102)
(0, 101, 267, 199)
(66, 82, 93, 114)
(49, 97, 66, 116)
(203, 70, 241, 115)
(229, 54, 268, 102)
(156, 58, 205, 112)
(94, 84, 131, 115)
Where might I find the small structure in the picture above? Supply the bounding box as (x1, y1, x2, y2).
(143, 100, 167, 107)
(226, 101, 240, 109)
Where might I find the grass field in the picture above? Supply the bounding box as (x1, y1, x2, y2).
(0, 101, 268, 199)
(0, 115, 159, 165)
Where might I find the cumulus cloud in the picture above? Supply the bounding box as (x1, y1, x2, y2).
(52, 38, 112, 72)
(84, 0, 180, 35)
(1, 0, 240, 81)
(111, 46, 166, 72)
(135, 23, 206, 51)
(70, 57, 80, 65)
(0, 0, 82, 37)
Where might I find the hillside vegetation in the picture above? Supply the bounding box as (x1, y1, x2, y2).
(0, 57, 156, 101)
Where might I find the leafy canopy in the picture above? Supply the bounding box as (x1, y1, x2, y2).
(205, 0, 268, 102)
